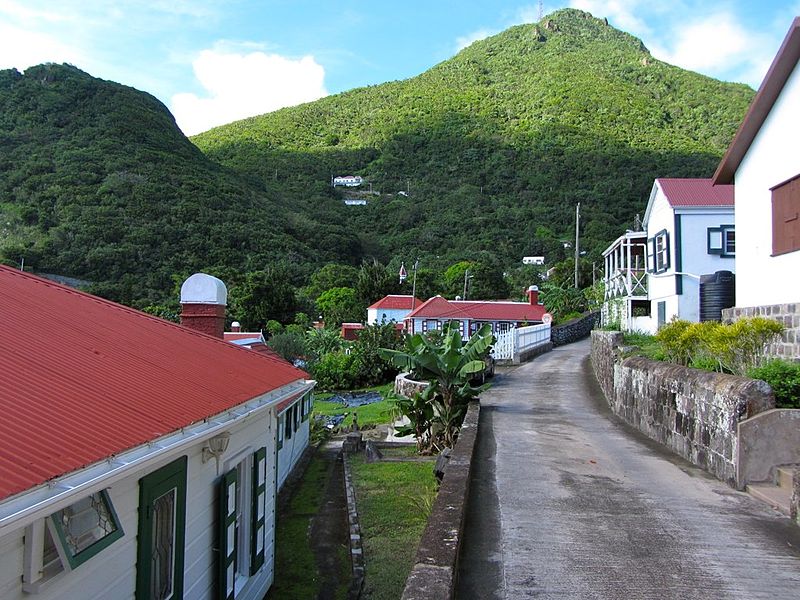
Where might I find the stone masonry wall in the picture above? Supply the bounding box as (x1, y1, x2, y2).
(551, 310, 600, 347)
(723, 303, 800, 360)
(591, 331, 775, 487)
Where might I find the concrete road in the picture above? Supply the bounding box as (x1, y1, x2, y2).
(457, 338, 800, 600)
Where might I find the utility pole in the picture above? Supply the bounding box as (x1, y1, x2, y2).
(538, 0, 543, 21)
(574, 202, 581, 289)
(411, 260, 419, 310)
(463, 269, 473, 300)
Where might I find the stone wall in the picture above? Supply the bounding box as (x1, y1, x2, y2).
(394, 372, 429, 399)
(401, 401, 480, 600)
(551, 310, 599, 347)
(591, 331, 775, 487)
(723, 303, 800, 360)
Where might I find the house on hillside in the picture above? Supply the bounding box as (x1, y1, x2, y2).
(0, 268, 314, 600)
(713, 17, 800, 358)
(404, 287, 547, 335)
(602, 178, 735, 332)
(332, 175, 363, 187)
(223, 322, 311, 489)
(367, 295, 424, 325)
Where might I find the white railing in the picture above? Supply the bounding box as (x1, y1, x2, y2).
(492, 323, 551, 361)
(604, 268, 647, 300)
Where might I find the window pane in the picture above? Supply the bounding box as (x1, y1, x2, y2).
(151, 488, 176, 600)
(724, 230, 736, 254)
(54, 492, 119, 558)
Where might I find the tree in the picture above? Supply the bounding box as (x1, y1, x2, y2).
(302, 263, 360, 302)
(228, 268, 297, 329)
(381, 323, 494, 451)
(316, 286, 363, 328)
(355, 259, 397, 306)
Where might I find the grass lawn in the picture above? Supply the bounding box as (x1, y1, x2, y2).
(267, 454, 349, 600)
(622, 330, 663, 360)
(349, 454, 437, 600)
(313, 383, 396, 428)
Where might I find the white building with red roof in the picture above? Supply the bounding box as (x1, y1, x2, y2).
(404, 287, 547, 336)
(603, 178, 735, 332)
(367, 294, 423, 325)
(0, 268, 314, 600)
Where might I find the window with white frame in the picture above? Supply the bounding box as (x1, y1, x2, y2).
(648, 229, 670, 274)
(707, 225, 735, 257)
(23, 490, 124, 592)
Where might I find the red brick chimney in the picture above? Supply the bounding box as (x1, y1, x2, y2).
(527, 285, 540, 305)
(180, 273, 227, 338)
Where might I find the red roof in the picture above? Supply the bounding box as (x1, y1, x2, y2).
(406, 295, 546, 322)
(0, 267, 307, 501)
(368, 295, 424, 310)
(657, 178, 734, 207)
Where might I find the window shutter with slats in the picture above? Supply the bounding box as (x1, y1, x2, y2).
(218, 469, 237, 600)
(250, 447, 267, 574)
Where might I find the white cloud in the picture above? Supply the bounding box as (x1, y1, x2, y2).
(568, 0, 651, 36)
(171, 48, 328, 135)
(0, 23, 86, 70)
(455, 28, 497, 52)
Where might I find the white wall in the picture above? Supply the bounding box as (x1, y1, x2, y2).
(0, 411, 278, 600)
(367, 307, 410, 325)
(277, 401, 310, 490)
(646, 187, 678, 314)
(735, 59, 800, 306)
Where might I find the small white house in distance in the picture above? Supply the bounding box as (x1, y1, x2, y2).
(344, 198, 367, 206)
(0, 268, 314, 600)
(713, 17, 800, 357)
(367, 294, 423, 325)
(332, 175, 363, 187)
(522, 256, 545, 265)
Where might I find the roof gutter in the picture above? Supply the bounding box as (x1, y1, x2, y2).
(0, 379, 315, 537)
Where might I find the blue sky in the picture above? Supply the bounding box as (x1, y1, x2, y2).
(1, 1, 798, 135)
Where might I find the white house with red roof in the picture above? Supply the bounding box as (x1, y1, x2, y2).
(367, 294, 423, 325)
(712, 18, 800, 357)
(603, 178, 735, 332)
(0, 268, 314, 600)
(404, 287, 547, 336)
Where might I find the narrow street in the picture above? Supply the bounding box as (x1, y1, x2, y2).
(457, 338, 800, 599)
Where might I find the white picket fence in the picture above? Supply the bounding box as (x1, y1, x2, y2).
(491, 323, 551, 362)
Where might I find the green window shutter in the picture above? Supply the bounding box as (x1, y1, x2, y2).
(218, 469, 237, 600)
(250, 447, 267, 574)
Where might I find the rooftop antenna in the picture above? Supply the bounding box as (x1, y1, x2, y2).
(538, 0, 543, 21)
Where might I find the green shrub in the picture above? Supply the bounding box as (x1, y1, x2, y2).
(655, 319, 695, 365)
(311, 350, 359, 390)
(748, 360, 800, 409)
(267, 331, 306, 362)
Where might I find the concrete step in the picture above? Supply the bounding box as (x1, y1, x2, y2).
(747, 483, 791, 516)
(775, 466, 796, 490)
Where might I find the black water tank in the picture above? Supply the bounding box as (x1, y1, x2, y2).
(699, 270, 736, 322)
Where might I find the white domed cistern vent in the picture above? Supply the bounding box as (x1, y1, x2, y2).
(180, 273, 227, 305)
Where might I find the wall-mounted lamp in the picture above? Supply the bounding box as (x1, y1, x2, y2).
(202, 432, 231, 475)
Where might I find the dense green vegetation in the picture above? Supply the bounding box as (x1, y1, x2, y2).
(1, 9, 754, 313)
(195, 9, 753, 276)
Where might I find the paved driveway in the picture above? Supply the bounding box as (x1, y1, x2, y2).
(457, 338, 800, 599)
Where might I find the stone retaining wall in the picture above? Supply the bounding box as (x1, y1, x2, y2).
(723, 303, 800, 360)
(401, 400, 480, 600)
(394, 372, 429, 399)
(551, 310, 599, 347)
(591, 331, 775, 487)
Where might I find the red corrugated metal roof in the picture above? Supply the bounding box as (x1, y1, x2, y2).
(657, 178, 734, 207)
(0, 267, 308, 501)
(368, 295, 423, 310)
(406, 295, 546, 322)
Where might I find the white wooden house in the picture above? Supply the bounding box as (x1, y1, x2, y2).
(602, 179, 735, 332)
(367, 295, 423, 325)
(712, 17, 800, 357)
(0, 269, 314, 600)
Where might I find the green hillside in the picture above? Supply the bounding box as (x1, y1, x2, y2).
(0, 64, 361, 306)
(194, 9, 753, 265)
